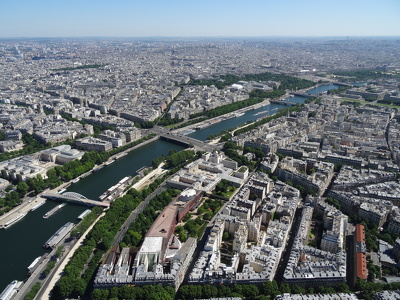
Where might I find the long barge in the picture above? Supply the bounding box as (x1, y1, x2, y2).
(0, 280, 23, 300)
(43, 222, 74, 248)
(1, 213, 26, 229)
(98, 176, 131, 201)
(43, 203, 67, 219)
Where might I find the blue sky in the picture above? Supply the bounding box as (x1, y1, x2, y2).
(0, 0, 399, 37)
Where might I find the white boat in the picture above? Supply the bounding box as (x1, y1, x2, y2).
(57, 188, 66, 194)
(115, 153, 128, 160)
(27, 253, 48, 275)
(27, 256, 41, 274)
(253, 110, 269, 116)
(43, 203, 67, 219)
(0, 280, 23, 299)
(93, 166, 104, 172)
(81, 171, 92, 178)
(77, 209, 91, 220)
(31, 201, 45, 211)
(119, 176, 130, 184)
(2, 213, 26, 229)
(180, 129, 196, 135)
(43, 222, 74, 248)
(99, 193, 108, 201)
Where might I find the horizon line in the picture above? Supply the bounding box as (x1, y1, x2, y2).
(0, 35, 399, 40)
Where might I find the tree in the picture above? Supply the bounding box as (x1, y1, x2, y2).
(336, 282, 350, 293)
(17, 181, 29, 196)
(217, 285, 231, 297)
(326, 197, 340, 209)
(44, 261, 56, 277)
(202, 285, 218, 299)
(91, 289, 110, 300)
(263, 280, 280, 298)
(5, 191, 20, 207)
(223, 232, 230, 241)
(280, 283, 291, 294)
(241, 284, 259, 298)
(55, 246, 64, 258)
(148, 291, 173, 300)
(203, 212, 212, 220)
(73, 278, 87, 296)
(291, 285, 305, 294)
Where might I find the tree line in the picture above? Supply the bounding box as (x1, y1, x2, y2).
(53, 64, 104, 71)
(332, 70, 400, 82)
(89, 274, 400, 300)
(55, 185, 161, 298)
(0, 133, 50, 163)
(152, 149, 196, 168)
(1, 134, 156, 200)
(54, 178, 181, 298)
(189, 72, 315, 91)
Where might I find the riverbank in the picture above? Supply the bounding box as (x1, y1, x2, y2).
(173, 98, 272, 134)
(0, 197, 45, 229)
(0, 135, 160, 228)
(35, 212, 106, 300)
(132, 162, 167, 191)
(108, 135, 159, 162)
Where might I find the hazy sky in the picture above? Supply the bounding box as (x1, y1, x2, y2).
(0, 0, 399, 38)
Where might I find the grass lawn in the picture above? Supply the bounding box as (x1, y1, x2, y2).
(215, 186, 237, 198)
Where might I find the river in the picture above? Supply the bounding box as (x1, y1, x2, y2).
(188, 102, 286, 141)
(0, 139, 185, 291)
(307, 84, 339, 95)
(0, 85, 337, 291)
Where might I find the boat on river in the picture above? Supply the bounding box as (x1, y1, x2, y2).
(93, 166, 104, 172)
(43, 222, 74, 248)
(1, 213, 26, 229)
(77, 209, 91, 220)
(30, 201, 45, 211)
(43, 203, 66, 219)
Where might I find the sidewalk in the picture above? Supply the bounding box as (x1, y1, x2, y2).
(132, 163, 167, 190)
(36, 212, 105, 300)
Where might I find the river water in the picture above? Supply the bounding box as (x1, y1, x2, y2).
(307, 84, 339, 95)
(188, 102, 286, 141)
(0, 139, 185, 291)
(188, 83, 339, 141)
(0, 84, 338, 291)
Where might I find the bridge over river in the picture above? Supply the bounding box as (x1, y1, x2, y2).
(149, 126, 222, 152)
(43, 192, 110, 208)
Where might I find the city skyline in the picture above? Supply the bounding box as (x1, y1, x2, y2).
(0, 0, 399, 38)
